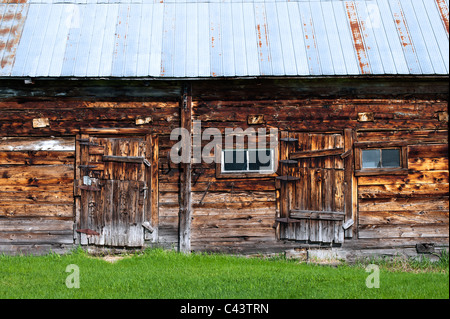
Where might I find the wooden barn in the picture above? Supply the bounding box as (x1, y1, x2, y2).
(0, 0, 448, 260)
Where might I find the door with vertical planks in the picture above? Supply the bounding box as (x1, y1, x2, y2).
(75, 132, 158, 248)
(277, 131, 348, 245)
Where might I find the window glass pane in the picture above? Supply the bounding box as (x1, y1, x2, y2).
(382, 149, 400, 167)
(223, 149, 247, 171)
(248, 149, 272, 171)
(362, 149, 381, 168)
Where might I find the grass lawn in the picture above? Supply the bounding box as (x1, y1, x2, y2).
(0, 248, 448, 299)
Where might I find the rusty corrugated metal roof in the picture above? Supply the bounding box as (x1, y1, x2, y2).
(0, 0, 449, 78)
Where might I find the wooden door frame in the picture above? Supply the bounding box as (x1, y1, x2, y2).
(343, 128, 357, 239)
(276, 129, 357, 242)
(74, 128, 159, 246)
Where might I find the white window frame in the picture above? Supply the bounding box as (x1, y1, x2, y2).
(220, 148, 275, 174)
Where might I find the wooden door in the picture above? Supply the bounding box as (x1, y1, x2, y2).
(75, 132, 158, 247)
(277, 131, 348, 245)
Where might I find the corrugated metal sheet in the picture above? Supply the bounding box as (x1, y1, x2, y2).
(0, 0, 449, 78)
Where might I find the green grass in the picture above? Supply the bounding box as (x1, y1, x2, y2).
(0, 247, 448, 299)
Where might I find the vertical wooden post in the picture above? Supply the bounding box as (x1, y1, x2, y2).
(179, 83, 192, 253)
(344, 128, 357, 238)
(74, 134, 82, 245)
(145, 134, 159, 242)
(151, 135, 159, 243)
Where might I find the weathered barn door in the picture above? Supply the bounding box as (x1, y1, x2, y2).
(75, 130, 158, 248)
(277, 131, 351, 245)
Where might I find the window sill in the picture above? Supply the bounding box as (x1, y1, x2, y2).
(215, 170, 277, 179)
(354, 168, 409, 176)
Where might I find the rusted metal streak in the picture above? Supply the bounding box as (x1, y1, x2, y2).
(393, 5, 414, 50)
(345, 1, 371, 74)
(436, 0, 449, 35)
(0, 3, 28, 72)
(390, 0, 420, 74)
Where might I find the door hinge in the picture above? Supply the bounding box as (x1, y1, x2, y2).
(142, 221, 154, 233)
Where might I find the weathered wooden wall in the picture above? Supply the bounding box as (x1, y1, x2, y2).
(0, 137, 74, 254)
(190, 94, 448, 254)
(0, 90, 181, 253)
(356, 132, 449, 248)
(0, 78, 448, 255)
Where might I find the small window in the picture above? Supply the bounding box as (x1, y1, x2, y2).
(355, 141, 408, 176)
(362, 148, 401, 168)
(221, 149, 274, 174)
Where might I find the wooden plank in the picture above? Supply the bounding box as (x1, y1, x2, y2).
(356, 139, 448, 148)
(160, 191, 276, 205)
(278, 131, 289, 239)
(127, 180, 143, 247)
(309, 220, 319, 242)
(0, 151, 74, 165)
(290, 213, 345, 221)
(322, 220, 334, 243)
(0, 191, 73, 204)
(276, 175, 300, 181)
(103, 180, 114, 247)
(310, 168, 318, 211)
(354, 140, 409, 148)
(0, 218, 73, 232)
(80, 128, 152, 135)
(358, 224, 449, 239)
(0, 101, 178, 110)
(275, 217, 304, 224)
(179, 83, 192, 253)
(358, 183, 449, 199)
(92, 176, 105, 246)
(160, 179, 275, 192)
(0, 137, 75, 151)
(0, 244, 71, 256)
(89, 145, 105, 155)
(358, 197, 449, 212)
(354, 168, 409, 176)
(0, 172, 74, 188)
(408, 157, 448, 171)
(358, 210, 449, 226)
(408, 144, 448, 158)
(290, 210, 345, 222)
(192, 99, 447, 122)
(74, 134, 82, 198)
(0, 164, 73, 180)
(0, 231, 73, 244)
(341, 237, 450, 249)
(334, 220, 344, 244)
(149, 135, 159, 242)
(190, 228, 276, 239)
(344, 128, 356, 238)
(289, 147, 344, 159)
(357, 171, 449, 185)
(196, 217, 275, 229)
(192, 202, 276, 215)
(356, 129, 448, 143)
(290, 210, 345, 216)
(102, 155, 147, 164)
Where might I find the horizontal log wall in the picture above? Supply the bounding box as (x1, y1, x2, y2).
(357, 132, 449, 245)
(0, 78, 448, 255)
(0, 137, 75, 254)
(191, 99, 276, 254)
(191, 97, 448, 254)
(0, 100, 180, 253)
